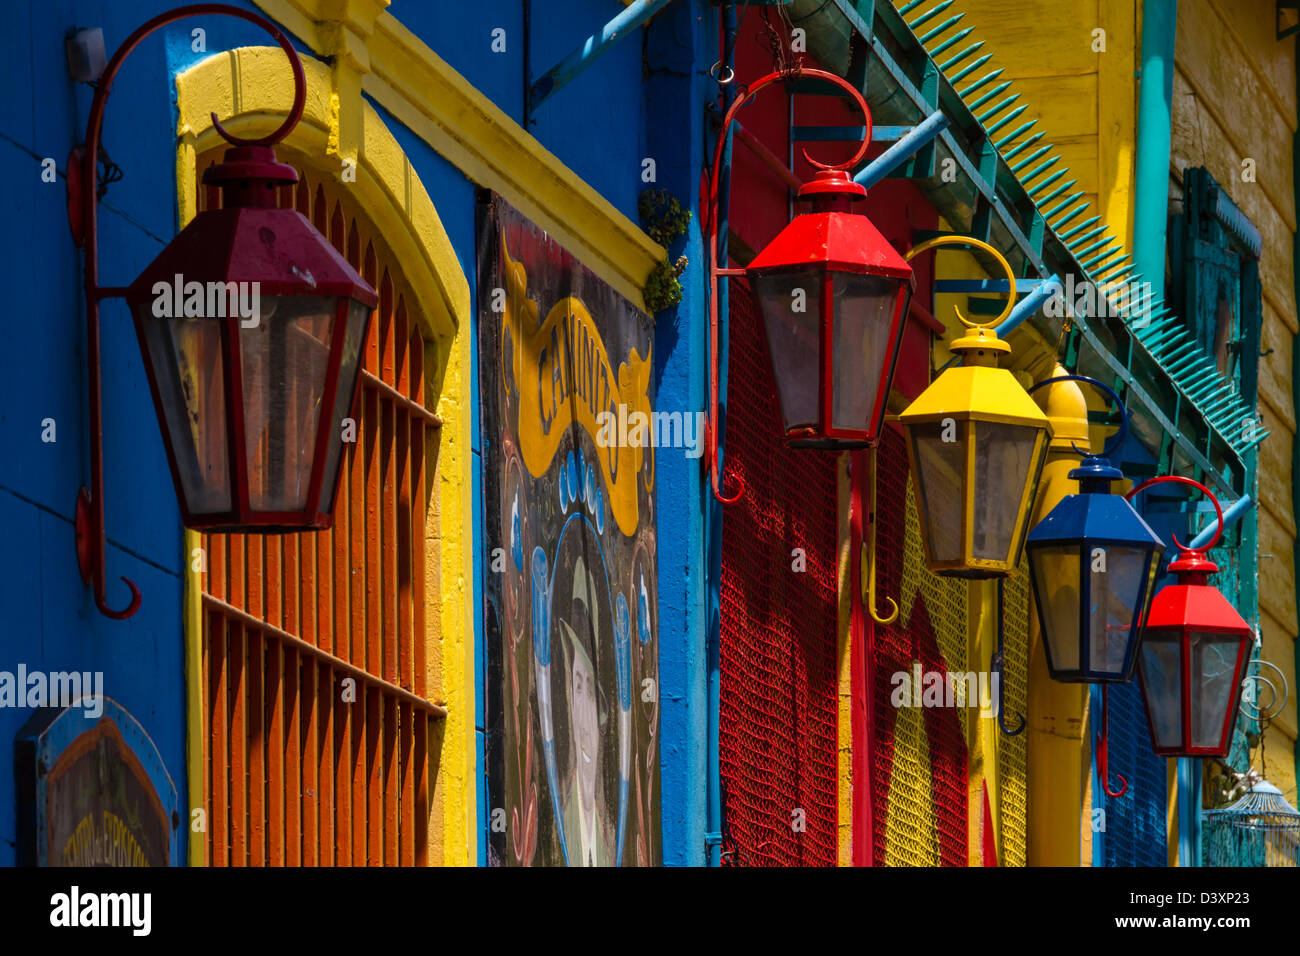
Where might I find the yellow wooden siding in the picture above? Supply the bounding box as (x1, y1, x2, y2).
(1169, 0, 1299, 800)
(952, 0, 1297, 812)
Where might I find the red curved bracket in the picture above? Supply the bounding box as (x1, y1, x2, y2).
(70, 4, 308, 620)
(706, 67, 875, 507)
(1124, 474, 1224, 554)
(1096, 685, 1128, 799)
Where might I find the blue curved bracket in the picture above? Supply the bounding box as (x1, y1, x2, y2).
(1028, 373, 1129, 460)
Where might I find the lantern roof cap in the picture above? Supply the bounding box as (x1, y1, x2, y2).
(899, 364, 1053, 430)
(125, 202, 378, 307)
(1145, 579, 1251, 634)
(1027, 487, 1164, 549)
(746, 199, 915, 282)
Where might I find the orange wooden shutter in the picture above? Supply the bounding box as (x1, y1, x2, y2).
(197, 151, 444, 866)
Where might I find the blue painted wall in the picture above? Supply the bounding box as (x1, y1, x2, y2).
(643, 1, 712, 866)
(0, 0, 701, 866)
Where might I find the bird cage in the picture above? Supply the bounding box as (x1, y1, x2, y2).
(1203, 781, 1300, 867)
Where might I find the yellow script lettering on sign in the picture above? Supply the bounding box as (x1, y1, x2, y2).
(499, 234, 652, 537)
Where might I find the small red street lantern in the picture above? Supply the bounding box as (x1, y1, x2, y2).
(746, 166, 914, 449)
(1127, 476, 1254, 759)
(706, 68, 916, 500)
(66, 5, 377, 619)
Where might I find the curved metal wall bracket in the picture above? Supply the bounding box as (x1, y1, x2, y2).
(67, 3, 306, 620)
(863, 442, 899, 625)
(1096, 684, 1129, 798)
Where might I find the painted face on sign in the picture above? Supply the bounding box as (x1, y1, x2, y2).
(570, 642, 598, 810)
(564, 555, 601, 812)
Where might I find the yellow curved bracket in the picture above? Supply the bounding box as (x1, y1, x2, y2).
(904, 235, 1017, 329)
(863, 443, 899, 625)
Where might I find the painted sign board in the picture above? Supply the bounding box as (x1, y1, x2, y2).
(15, 699, 179, 866)
(479, 194, 661, 866)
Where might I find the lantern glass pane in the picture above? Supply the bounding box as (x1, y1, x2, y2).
(1190, 631, 1244, 750)
(1029, 545, 1080, 672)
(239, 295, 337, 512)
(1088, 546, 1148, 676)
(830, 273, 901, 431)
(318, 300, 371, 513)
(1139, 630, 1183, 749)
(752, 271, 821, 431)
(909, 421, 965, 563)
(972, 423, 1039, 560)
(135, 307, 231, 514)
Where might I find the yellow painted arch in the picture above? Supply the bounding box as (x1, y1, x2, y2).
(176, 46, 476, 866)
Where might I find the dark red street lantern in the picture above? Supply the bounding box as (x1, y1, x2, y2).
(124, 145, 376, 532)
(1127, 477, 1254, 759)
(66, 5, 375, 619)
(745, 167, 914, 449)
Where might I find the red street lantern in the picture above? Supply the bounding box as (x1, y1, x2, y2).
(1127, 477, 1254, 758)
(66, 5, 376, 619)
(746, 168, 914, 449)
(124, 145, 376, 533)
(705, 68, 916, 501)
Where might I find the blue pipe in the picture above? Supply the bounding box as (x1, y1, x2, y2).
(994, 274, 1061, 338)
(1132, 0, 1178, 302)
(1187, 494, 1254, 550)
(854, 110, 949, 190)
(705, 0, 737, 870)
(934, 275, 1061, 374)
(529, 0, 676, 112)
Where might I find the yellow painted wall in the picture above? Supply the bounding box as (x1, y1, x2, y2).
(1170, 0, 1299, 806)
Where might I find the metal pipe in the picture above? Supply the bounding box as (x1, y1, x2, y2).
(1187, 494, 1254, 549)
(1133, 0, 1179, 303)
(706, 0, 738, 868)
(528, 0, 675, 112)
(854, 110, 949, 190)
(994, 275, 1060, 338)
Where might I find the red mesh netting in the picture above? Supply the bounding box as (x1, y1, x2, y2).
(869, 427, 967, 866)
(718, 283, 840, 867)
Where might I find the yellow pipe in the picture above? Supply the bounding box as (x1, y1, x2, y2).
(1026, 364, 1091, 866)
(183, 529, 205, 866)
(968, 579, 1000, 864)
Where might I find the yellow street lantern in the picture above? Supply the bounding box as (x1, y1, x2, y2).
(898, 237, 1053, 578)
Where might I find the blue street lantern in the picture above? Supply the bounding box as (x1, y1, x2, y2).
(1025, 376, 1165, 683)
